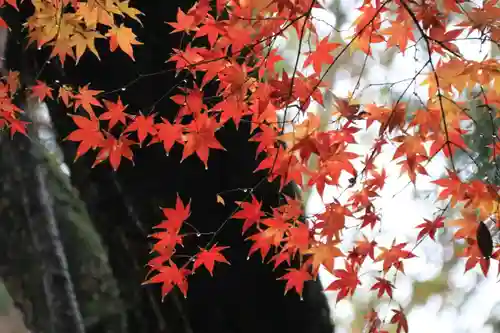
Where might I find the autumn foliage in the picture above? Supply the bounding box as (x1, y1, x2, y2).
(1, 0, 500, 331)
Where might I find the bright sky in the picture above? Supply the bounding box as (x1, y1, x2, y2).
(274, 0, 500, 332)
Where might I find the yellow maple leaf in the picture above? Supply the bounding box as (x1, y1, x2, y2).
(76, 1, 114, 28)
(71, 30, 104, 63)
(49, 38, 75, 66)
(116, 0, 143, 24)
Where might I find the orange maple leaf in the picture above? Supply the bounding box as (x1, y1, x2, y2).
(305, 241, 344, 274)
(106, 24, 143, 60)
(375, 241, 416, 273)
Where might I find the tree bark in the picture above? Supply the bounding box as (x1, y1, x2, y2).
(0, 127, 127, 333)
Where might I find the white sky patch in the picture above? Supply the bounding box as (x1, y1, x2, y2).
(271, 0, 500, 331)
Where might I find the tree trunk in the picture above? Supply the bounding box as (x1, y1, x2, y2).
(0, 127, 127, 333)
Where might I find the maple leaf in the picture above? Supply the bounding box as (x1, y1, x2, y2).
(246, 229, 276, 261)
(326, 262, 361, 302)
(375, 241, 416, 273)
(390, 307, 409, 333)
(448, 208, 479, 240)
(30, 80, 53, 102)
(305, 241, 344, 274)
(73, 85, 103, 116)
(314, 202, 353, 242)
(7, 117, 29, 138)
(181, 112, 225, 169)
(93, 133, 135, 171)
(125, 113, 157, 146)
(279, 267, 312, 297)
(193, 245, 230, 276)
(155, 194, 191, 234)
(149, 230, 184, 258)
(49, 38, 76, 66)
(106, 24, 143, 60)
(149, 117, 184, 154)
(371, 277, 394, 298)
(143, 260, 190, 298)
(213, 96, 248, 128)
(58, 86, 74, 108)
(348, 236, 377, 267)
(233, 195, 265, 234)
(100, 97, 129, 130)
(432, 170, 467, 207)
(416, 217, 445, 241)
(283, 222, 311, 256)
(6, 71, 19, 95)
(168, 8, 196, 34)
(71, 30, 103, 63)
(360, 210, 379, 230)
(303, 36, 341, 74)
(249, 124, 278, 157)
(65, 114, 104, 159)
(116, 0, 143, 24)
(381, 20, 415, 53)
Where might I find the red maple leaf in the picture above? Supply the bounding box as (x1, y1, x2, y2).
(168, 8, 196, 34)
(125, 113, 157, 145)
(6, 117, 29, 138)
(279, 267, 312, 297)
(181, 112, 225, 168)
(370, 277, 394, 298)
(246, 229, 276, 261)
(149, 117, 184, 154)
(30, 80, 53, 102)
(193, 245, 230, 276)
(155, 194, 191, 234)
(303, 36, 341, 74)
(390, 307, 409, 333)
(326, 262, 361, 302)
(100, 96, 130, 130)
(416, 216, 445, 241)
(149, 230, 184, 257)
(73, 85, 103, 116)
(144, 260, 190, 298)
(93, 133, 135, 170)
(233, 195, 265, 234)
(65, 114, 104, 159)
